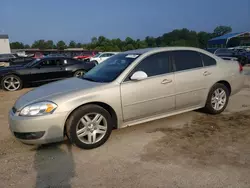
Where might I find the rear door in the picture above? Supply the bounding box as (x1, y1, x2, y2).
(172, 50, 206, 110)
(59, 58, 78, 78)
(199, 52, 218, 89)
(121, 52, 175, 121)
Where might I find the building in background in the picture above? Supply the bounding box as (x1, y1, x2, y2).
(0, 34, 11, 54)
(208, 32, 250, 49)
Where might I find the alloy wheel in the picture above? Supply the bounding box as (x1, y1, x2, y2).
(3, 77, 21, 91)
(75, 71, 85, 77)
(211, 88, 227, 111)
(76, 113, 108, 144)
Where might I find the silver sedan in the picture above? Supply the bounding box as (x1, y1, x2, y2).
(9, 47, 245, 149)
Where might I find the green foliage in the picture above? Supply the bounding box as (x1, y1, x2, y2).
(31, 40, 55, 49)
(24, 44, 30, 49)
(56, 40, 67, 50)
(10, 42, 25, 49)
(213, 26, 232, 37)
(69, 40, 76, 48)
(11, 25, 232, 51)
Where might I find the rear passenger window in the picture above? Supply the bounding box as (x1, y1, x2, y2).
(200, 53, 216, 66)
(173, 50, 203, 71)
(132, 52, 171, 77)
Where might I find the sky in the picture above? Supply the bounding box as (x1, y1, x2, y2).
(0, 0, 249, 44)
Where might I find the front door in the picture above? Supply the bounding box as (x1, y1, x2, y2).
(29, 58, 64, 83)
(121, 52, 175, 121)
(172, 50, 206, 110)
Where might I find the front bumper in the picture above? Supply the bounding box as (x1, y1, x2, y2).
(8, 110, 68, 145)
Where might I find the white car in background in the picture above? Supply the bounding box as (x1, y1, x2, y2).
(89, 52, 118, 64)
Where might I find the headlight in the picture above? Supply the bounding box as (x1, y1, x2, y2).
(19, 102, 57, 116)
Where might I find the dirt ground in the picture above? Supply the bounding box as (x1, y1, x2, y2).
(0, 68, 250, 188)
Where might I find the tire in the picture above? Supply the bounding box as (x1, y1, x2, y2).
(74, 70, 86, 77)
(66, 105, 113, 149)
(204, 83, 229, 114)
(1, 74, 23, 91)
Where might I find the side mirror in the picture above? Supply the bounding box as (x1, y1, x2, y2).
(130, 71, 148, 81)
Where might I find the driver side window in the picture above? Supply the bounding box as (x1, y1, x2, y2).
(125, 52, 172, 81)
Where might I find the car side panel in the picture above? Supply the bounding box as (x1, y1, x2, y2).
(49, 83, 124, 128)
(174, 68, 207, 110)
(120, 74, 175, 121)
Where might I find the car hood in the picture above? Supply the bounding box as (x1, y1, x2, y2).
(14, 77, 104, 110)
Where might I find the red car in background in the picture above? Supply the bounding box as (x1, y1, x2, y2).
(26, 52, 44, 59)
(73, 52, 96, 61)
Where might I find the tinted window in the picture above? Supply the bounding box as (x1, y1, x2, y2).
(200, 53, 216, 66)
(107, 53, 114, 57)
(40, 59, 60, 67)
(131, 52, 171, 78)
(173, 50, 203, 71)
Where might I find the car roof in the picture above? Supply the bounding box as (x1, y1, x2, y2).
(40, 56, 73, 60)
(124, 47, 209, 54)
(101, 52, 119, 54)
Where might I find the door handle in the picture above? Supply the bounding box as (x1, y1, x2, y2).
(203, 71, 212, 76)
(161, 79, 172, 84)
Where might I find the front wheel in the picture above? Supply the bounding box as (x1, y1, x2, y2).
(204, 83, 229, 114)
(1, 74, 23, 91)
(66, 105, 113, 149)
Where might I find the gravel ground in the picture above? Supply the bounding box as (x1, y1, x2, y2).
(0, 68, 250, 188)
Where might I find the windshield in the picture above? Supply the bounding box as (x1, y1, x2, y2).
(83, 53, 140, 82)
(24, 59, 40, 67)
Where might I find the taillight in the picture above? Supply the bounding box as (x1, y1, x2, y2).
(239, 62, 243, 72)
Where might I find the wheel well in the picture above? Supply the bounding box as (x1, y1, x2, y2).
(1, 73, 21, 82)
(217, 80, 231, 95)
(64, 102, 118, 135)
(74, 69, 85, 73)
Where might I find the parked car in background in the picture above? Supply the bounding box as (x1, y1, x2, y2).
(89, 52, 118, 64)
(32, 52, 44, 59)
(0, 53, 18, 62)
(73, 52, 96, 61)
(0, 56, 95, 91)
(214, 48, 249, 66)
(46, 54, 66, 57)
(9, 57, 35, 66)
(8, 47, 245, 149)
(0, 53, 22, 67)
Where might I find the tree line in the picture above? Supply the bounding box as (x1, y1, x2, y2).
(10, 26, 232, 51)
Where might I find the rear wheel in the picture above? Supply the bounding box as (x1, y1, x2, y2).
(74, 70, 86, 77)
(1, 74, 23, 91)
(66, 105, 113, 149)
(204, 83, 229, 114)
